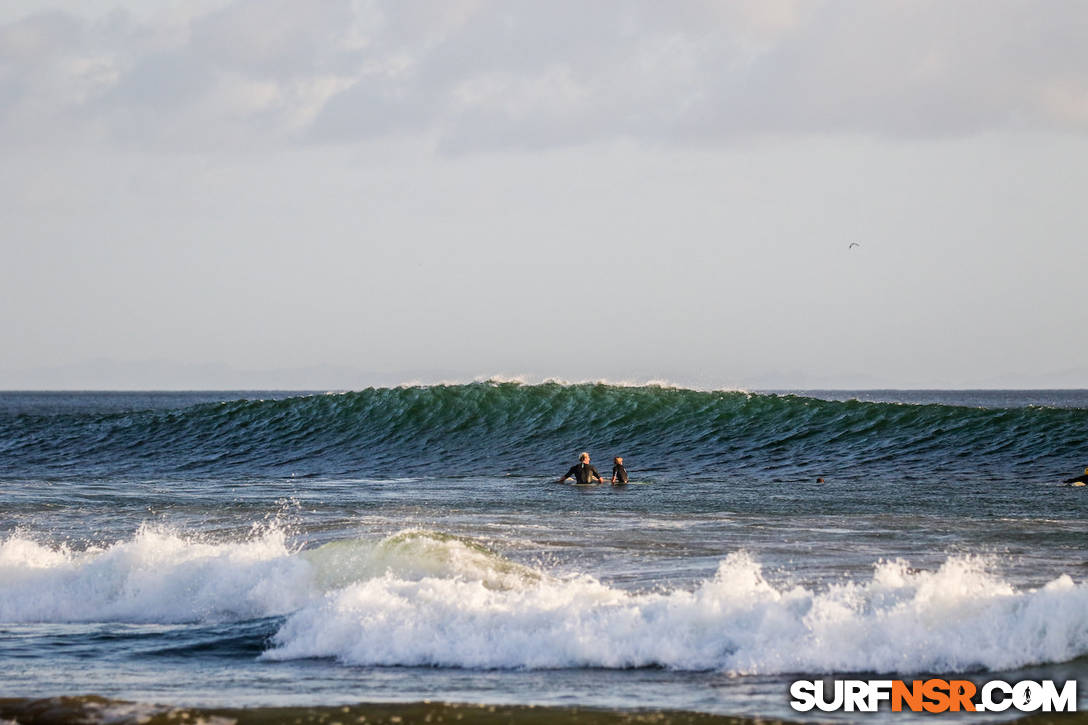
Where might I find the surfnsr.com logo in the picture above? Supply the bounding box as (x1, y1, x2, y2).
(790, 679, 1078, 713)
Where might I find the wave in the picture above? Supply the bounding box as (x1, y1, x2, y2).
(3, 527, 1087, 675)
(0, 525, 309, 623)
(265, 552, 1088, 674)
(1, 382, 1085, 481)
(0, 526, 526, 624)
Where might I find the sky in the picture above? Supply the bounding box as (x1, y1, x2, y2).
(2, 0, 1087, 390)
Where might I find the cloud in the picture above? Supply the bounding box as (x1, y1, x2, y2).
(1, 0, 1086, 152)
(187, 0, 359, 78)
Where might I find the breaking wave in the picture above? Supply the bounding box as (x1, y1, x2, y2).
(3, 527, 1087, 675)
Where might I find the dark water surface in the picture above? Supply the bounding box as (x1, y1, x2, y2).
(1, 384, 1087, 722)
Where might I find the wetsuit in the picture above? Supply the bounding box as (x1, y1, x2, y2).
(1063, 474, 1088, 485)
(564, 463, 601, 484)
(612, 463, 628, 484)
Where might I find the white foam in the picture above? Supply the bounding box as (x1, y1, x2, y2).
(0, 528, 529, 625)
(385, 375, 751, 394)
(0, 525, 312, 623)
(264, 552, 1088, 674)
(4, 528, 1087, 674)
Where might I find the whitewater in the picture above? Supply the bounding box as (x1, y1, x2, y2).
(1, 384, 1087, 722)
(4, 526, 1087, 675)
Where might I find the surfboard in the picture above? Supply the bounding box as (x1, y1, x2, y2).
(558, 480, 648, 486)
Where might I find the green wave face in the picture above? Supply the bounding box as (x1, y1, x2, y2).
(2, 382, 1085, 482)
(302, 529, 542, 591)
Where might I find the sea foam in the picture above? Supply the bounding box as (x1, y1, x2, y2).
(263, 552, 1088, 674)
(0, 525, 310, 623)
(3, 528, 1087, 674)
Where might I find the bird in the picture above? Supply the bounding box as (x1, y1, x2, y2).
(848, 242, 861, 249)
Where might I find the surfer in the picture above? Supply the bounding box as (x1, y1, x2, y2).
(557, 452, 603, 484)
(1062, 467, 1088, 487)
(611, 456, 628, 485)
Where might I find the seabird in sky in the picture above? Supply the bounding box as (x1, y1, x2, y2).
(848, 242, 861, 249)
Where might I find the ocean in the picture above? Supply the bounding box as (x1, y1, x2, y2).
(1, 382, 1087, 724)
